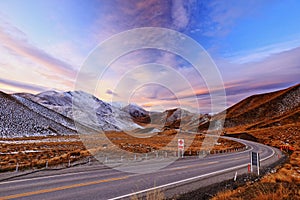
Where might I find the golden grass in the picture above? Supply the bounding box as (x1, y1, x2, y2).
(253, 183, 299, 200)
(0, 132, 244, 172)
(211, 190, 242, 200)
(104, 131, 244, 154)
(0, 135, 90, 171)
(131, 189, 165, 200)
(214, 182, 300, 200)
(214, 123, 300, 199)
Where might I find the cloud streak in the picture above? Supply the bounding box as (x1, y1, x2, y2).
(91, 0, 197, 42)
(0, 77, 50, 93)
(227, 40, 300, 64)
(111, 45, 300, 112)
(0, 1, 299, 113)
(200, 0, 264, 37)
(0, 18, 77, 80)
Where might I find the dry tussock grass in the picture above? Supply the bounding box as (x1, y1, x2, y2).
(105, 130, 243, 154)
(211, 190, 242, 200)
(0, 135, 91, 171)
(252, 183, 299, 200)
(131, 189, 165, 200)
(0, 132, 243, 172)
(215, 123, 300, 199)
(214, 182, 299, 200)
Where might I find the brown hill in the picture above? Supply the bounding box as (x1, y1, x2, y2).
(223, 83, 300, 130)
(211, 87, 300, 200)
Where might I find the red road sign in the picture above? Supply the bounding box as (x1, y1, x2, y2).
(178, 139, 184, 149)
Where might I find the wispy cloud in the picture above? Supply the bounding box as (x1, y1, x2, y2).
(200, 0, 263, 37)
(0, 0, 298, 113)
(171, 0, 190, 30)
(227, 40, 300, 64)
(0, 77, 50, 93)
(0, 18, 77, 80)
(106, 89, 118, 96)
(110, 45, 300, 112)
(216, 46, 300, 107)
(91, 0, 196, 42)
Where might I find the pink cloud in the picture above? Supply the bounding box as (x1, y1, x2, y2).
(0, 19, 77, 81)
(0, 77, 50, 94)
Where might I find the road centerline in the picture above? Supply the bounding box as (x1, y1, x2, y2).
(0, 176, 129, 200)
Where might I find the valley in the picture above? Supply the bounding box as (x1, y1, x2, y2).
(0, 83, 299, 199)
(0, 132, 244, 172)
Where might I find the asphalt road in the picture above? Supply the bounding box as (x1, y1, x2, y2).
(0, 137, 282, 200)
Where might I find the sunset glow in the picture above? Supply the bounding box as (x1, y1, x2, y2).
(0, 0, 299, 112)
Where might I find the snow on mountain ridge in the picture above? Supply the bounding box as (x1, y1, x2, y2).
(0, 91, 76, 137)
(123, 103, 149, 118)
(19, 90, 145, 132)
(12, 94, 76, 131)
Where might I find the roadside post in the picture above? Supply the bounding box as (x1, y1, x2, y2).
(234, 171, 238, 181)
(178, 139, 184, 158)
(15, 163, 19, 172)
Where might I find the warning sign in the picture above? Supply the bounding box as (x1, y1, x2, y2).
(178, 139, 184, 150)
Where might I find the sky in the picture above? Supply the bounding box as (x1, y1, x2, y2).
(0, 0, 299, 113)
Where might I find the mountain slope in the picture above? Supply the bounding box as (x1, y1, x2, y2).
(123, 104, 151, 124)
(224, 83, 300, 129)
(18, 90, 144, 131)
(0, 91, 76, 137)
(196, 83, 300, 132)
(12, 94, 77, 131)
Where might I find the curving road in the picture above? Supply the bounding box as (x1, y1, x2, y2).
(0, 137, 282, 200)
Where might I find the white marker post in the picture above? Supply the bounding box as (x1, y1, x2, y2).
(234, 171, 237, 181)
(257, 152, 260, 176)
(15, 163, 19, 172)
(250, 152, 253, 172)
(178, 139, 184, 158)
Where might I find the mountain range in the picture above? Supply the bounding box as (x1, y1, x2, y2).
(0, 90, 198, 137)
(0, 83, 299, 137)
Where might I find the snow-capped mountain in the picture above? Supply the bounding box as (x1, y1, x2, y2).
(0, 91, 76, 137)
(12, 94, 77, 131)
(1, 89, 204, 138)
(122, 104, 151, 124)
(17, 90, 144, 132)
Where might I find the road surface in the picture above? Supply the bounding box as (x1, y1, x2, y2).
(0, 137, 282, 200)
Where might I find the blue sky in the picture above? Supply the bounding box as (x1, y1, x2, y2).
(0, 0, 299, 112)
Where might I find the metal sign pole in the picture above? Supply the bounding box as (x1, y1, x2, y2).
(257, 152, 260, 176)
(178, 139, 184, 158)
(250, 152, 253, 172)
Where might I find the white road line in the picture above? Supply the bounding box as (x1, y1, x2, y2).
(108, 162, 249, 200)
(0, 137, 277, 197)
(109, 139, 277, 200)
(261, 146, 275, 162)
(0, 138, 249, 185)
(0, 168, 113, 185)
(0, 160, 219, 186)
